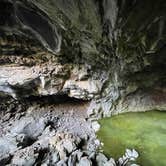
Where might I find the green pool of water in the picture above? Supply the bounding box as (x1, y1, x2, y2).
(97, 111, 166, 166)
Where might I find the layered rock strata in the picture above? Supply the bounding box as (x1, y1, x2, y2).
(0, 0, 166, 165)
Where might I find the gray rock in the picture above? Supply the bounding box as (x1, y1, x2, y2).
(96, 153, 108, 166)
(56, 160, 67, 166)
(43, 150, 60, 165)
(88, 152, 96, 160)
(11, 147, 39, 166)
(77, 157, 92, 166)
(75, 150, 83, 161)
(104, 158, 116, 166)
(68, 153, 77, 166)
(63, 139, 76, 154)
(51, 151, 60, 164)
(10, 117, 34, 135)
(22, 118, 47, 139)
(0, 137, 17, 156)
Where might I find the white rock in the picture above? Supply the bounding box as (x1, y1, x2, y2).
(40, 76, 45, 88)
(91, 121, 100, 132)
(118, 149, 139, 165)
(125, 149, 139, 160)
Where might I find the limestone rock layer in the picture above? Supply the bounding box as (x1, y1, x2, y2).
(0, 0, 166, 165)
(0, 0, 166, 114)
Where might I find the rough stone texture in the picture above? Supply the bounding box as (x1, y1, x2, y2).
(0, 0, 166, 165)
(0, 0, 166, 115)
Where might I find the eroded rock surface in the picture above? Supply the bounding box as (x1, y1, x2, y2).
(1, 0, 166, 115)
(0, 0, 166, 165)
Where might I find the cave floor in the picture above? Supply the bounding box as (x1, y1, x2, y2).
(0, 101, 93, 139)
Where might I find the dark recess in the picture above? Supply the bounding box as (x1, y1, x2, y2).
(15, 4, 57, 51)
(0, 0, 16, 26)
(23, 94, 89, 105)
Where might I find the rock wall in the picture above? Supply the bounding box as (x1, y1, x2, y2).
(0, 0, 166, 165)
(0, 0, 166, 116)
